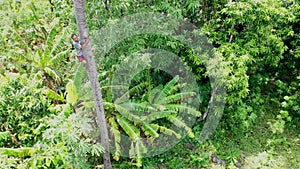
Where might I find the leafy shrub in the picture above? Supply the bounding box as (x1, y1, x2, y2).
(0, 111, 104, 169)
(0, 73, 51, 147)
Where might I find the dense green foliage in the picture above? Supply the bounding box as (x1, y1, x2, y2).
(0, 0, 299, 168)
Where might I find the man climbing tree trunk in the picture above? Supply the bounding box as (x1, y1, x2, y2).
(73, 0, 113, 168)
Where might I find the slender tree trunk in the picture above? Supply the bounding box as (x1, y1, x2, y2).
(104, 0, 110, 14)
(73, 1, 112, 168)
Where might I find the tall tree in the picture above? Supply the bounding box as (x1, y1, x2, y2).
(73, 0, 112, 168)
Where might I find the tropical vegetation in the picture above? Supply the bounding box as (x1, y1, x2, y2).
(0, 0, 299, 168)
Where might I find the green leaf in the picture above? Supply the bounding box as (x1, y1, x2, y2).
(165, 103, 201, 117)
(129, 140, 147, 167)
(142, 110, 176, 123)
(49, 49, 69, 66)
(114, 82, 148, 104)
(165, 92, 195, 103)
(167, 116, 194, 138)
(120, 102, 149, 112)
(73, 64, 86, 92)
(46, 157, 51, 167)
(142, 123, 159, 138)
(153, 75, 179, 103)
(44, 67, 60, 83)
(0, 147, 38, 158)
(108, 117, 121, 161)
(66, 81, 78, 105)
(115, 104, 142, 124)
(116, 114, 140, 141)
(43, 18, 60, 60)
(0, 131, 9, 141)
(135, 140, 147, 167)
(43, 88, 65, 102)
(154, 124, 181, 139)
(148, 88, 162, 104)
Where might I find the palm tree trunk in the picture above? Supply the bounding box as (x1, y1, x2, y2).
(73, 1, 112, 168)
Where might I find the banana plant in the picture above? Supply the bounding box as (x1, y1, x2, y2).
(105, 75, 201, 167)
(22, 18, 71, 91)
(45, 63, 201, 167)
(43, 63, 90, 112)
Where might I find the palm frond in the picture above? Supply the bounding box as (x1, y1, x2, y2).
(167, 116, 194, 138)
(108, 117, 121, 161)
(116, 114, 140, 141)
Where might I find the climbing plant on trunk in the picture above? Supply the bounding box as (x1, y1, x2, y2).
(72, 0, 112, 168)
